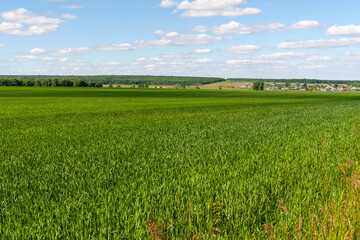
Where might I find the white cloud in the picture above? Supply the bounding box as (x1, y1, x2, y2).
(104, 62, 122, 66)
(181, 8, 261, 17)
(192, 25, 208, 33)
(291, 20, 321, 30)
(345, 51, 360, 56)
(161, 52, 197, 59)
(133, 32, 226, 48)
(195, 48, 212, 54)
(259, 52, 305, 60)
(336, 51, 360, 62)
(159, 0, 179, 8)
(223, 45, 261, 54)
(162, 32, 226, 45)
(0, 22, 24, 35)
(194, 20, 322, 35)
(28, 48, 46, 54)
(1, 8, 61, 25)
(7, 54, 72, 63)
(133, 49, 211, 66)
(211, 21, 274, 34)
(225, 52, 306, 65)
(145, 64, 155, 69)
(10, 55, 39, 62)
(61, 14, 77, 20)
(51, 47, 91, 55)
(132, 49, 216, 69)
(153, 30, 165, 35)
(177, 0, 247, 10)
(0, 43, 4, 48)
(306, 56, 333, 61)
(40, 57, 56, 61)
(21, 31, 224, 61)
(299, 64, 327, 70)
(327, 25, 360, 36)
(96, 32, 223, 51)
(95, 43, 135, 51)
(277, 37, 360, 49)
(0, 8, 63, 36)
(195, 58, 213, 63)
(160, 0, 261, 17)
(7, 54, 80, 65)
(60, 5, 83, 9)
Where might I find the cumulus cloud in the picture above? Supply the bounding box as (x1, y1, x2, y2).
(159, 0, 179, 8)
(60, 5, 83, 9)
(336, 51, 360, 62)
(260, 52, 306, 60)
(194, 20, 322, 35)
(306, 56, 333, 61)
(195, 48, 212, 54)
(160, 0, 261, 17)
(22, 47, 91, 56)
(23, 31, 223, 58)
(51, 47, 91, 56)
(225, 52, 306, 65)
(0, 43, 4, 48)
(291, 20, 321, 30)
(0, 8, 63, 36)
(195, 58, 213, 63)
(132, 49, 214, 68)
(327, 25, 360, 36)
(223, 45, 261, 54)
(61, 14, 77, 20)
(28, 48, 46, 54)
(299, 64, 327, 70)
(96, 32, 224, 51)
(7, 54, 72, 63)
(95, 43, 135, 51)
(277, 37, 360, 49)
(8, 55, 39, 62)
(161, 52, 198, 59)
(345, 51, 360, 56)
(153, 30, 165, 35)
(152, 31, 225, 46)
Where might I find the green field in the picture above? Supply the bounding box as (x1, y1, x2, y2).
(1, 87, 360, 239)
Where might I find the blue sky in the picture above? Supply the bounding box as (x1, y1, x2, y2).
(1, 0, 360, 80)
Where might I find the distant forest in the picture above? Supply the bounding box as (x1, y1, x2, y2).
(1, 75, 360, 87)
(0, 75, 225, 87)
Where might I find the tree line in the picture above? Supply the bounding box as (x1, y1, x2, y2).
(2, 75, 358, 88)
(0, 78, 102, 87)
(0, 75, 225, 87)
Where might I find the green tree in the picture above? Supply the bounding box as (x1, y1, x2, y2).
(34, 80, 41, 86)
(252, 81, 265, 91)
(303, 83, 308, 90)
(41, 79, 51, 87)
(59, 79, 74, 87)
(51, 79, 59, 87)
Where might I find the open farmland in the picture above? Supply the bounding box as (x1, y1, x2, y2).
(1, 87, 360, 239)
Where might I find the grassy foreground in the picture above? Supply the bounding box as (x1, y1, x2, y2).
(1, 87, 360, 239)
